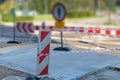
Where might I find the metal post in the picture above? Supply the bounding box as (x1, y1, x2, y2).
(13, 13, 15, 42)
(53, 31, 71, 51)
(0, 5, 1, 23)
(7, 8, 20, 44)
(60, 31, 63, 48)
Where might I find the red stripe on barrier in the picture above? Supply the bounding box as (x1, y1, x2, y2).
(22, 23, 27, 32)
(35, 25, 39, 30)
(71, 27, 76, 31)
(49, 26, 54, 31)
(39, 55, 46, 64)
(88, 27, 93, 34)
(116, 29, 120, 36)
(16, 22, 21, 32)
(38, 43, 50, 64)
(105, 29, 111, 35)
(79, 27, 84, 33)
(39, 65, 48, 76)
(28, 23, 34, 32)
(41, 44, 50, 54)
(41, 31, 49, 42)
(42, 25, 45, 30)
(95, 28, 100, 34)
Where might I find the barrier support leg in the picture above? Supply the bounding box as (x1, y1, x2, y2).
(53, 31, 71, 51)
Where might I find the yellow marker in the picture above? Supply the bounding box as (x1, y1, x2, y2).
(55, 21, 65, 28)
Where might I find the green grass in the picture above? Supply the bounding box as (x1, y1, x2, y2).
(34, 14, 53, 21)
(0, 14, 105, 25)
(67, 15, 97, 21)
(34, 14, 98, 21)
(0, 14, 98, 22)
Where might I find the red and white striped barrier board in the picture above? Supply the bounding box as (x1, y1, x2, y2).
(37, 23, 51, 76)
(35, 25, 120, 38)
(94, 28, 120, 38)
(16, 22, 34, 33)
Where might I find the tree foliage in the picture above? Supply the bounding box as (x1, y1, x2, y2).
(0, 0, 6, 4)
(28, 0, 116, 14)
(0, 0, 116, 14)
(102, 0, 115, 11)
(0, 0, 18, 13)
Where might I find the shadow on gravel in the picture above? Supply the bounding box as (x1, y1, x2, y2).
(51, 39, 61, 44)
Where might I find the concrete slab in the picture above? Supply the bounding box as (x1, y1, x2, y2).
(0, 46, 120, 80)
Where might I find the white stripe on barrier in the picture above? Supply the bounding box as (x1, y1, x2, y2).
(19, 23, 23, 32)
(25, 23, 30, 33)
(16, 22, 34, 33)
(111, 29, 116, 37)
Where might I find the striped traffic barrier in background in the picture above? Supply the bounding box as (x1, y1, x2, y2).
(37, 22, 51, 76)
(35, 25, 120, 38)
(94, 28, 120, 38)
(15, 22, 120, 38)
(35, 25, 95, 35)
(16, 22, 34, 33)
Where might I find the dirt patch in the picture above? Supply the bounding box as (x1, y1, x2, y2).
(0, 42, 18, 48)
(0, 65, 33, 80)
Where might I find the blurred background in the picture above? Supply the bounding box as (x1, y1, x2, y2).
(0, 0, 120, 26)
